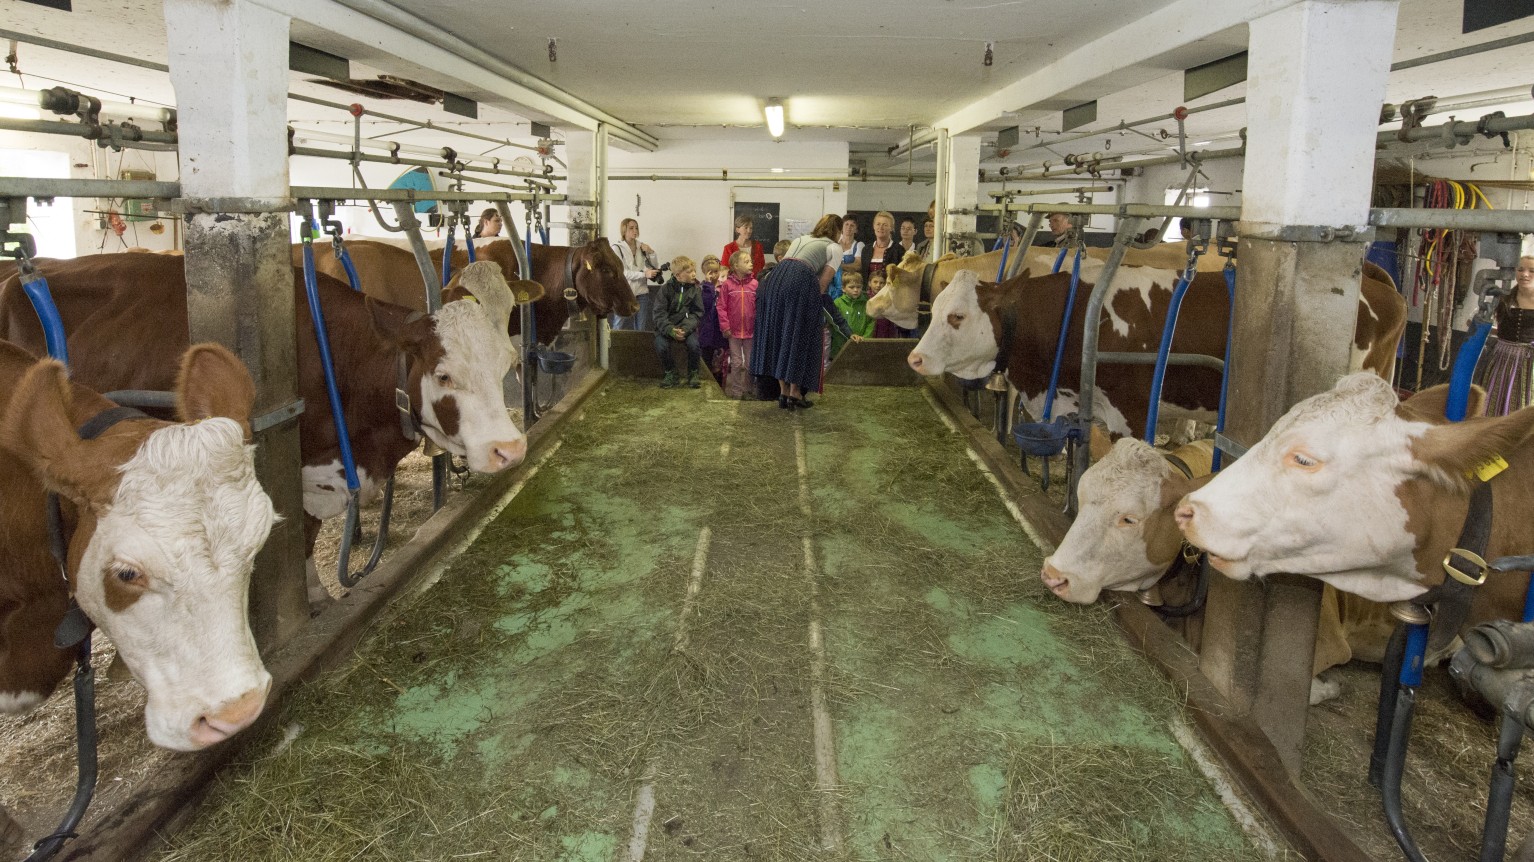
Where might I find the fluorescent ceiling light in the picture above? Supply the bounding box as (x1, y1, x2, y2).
(764, 98, 784, 138)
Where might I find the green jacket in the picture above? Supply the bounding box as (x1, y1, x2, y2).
(832, 293, 874, 354)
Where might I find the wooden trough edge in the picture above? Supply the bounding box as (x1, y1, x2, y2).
(66, 369, 610, 862)
(923, 378, 1372, 862)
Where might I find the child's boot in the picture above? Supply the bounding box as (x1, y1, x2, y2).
(661, 371, 678, 389)
(686, 370, 700, 389)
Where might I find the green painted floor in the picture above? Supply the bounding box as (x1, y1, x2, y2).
(155, 380, 1271, 862)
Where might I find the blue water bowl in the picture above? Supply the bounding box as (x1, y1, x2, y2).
(536, 349, 577, 375)
(1013, 417, 1078, 458)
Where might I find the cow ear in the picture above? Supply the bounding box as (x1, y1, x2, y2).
(365, 297, 435, 352)
(1409, 404, 1534, 490)
(175, 343, 255, 440)
(1399, 383, 1486, 422)
(0, 358, 96, 504)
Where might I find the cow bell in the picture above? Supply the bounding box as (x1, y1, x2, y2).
(985, 371, 1008, 393)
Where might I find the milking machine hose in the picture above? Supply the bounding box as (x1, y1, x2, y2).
(1448, 319, 1492, 422)
(1380, 621, 1431, 862)
(24, 635, 96, 862)
(19, 271, 69, 366)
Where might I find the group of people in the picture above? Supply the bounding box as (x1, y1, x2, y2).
(603, 213, 899, 405)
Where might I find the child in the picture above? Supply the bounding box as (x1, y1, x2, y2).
(868, 270, 903, 339)
(651, 255, 705, 388)
(716, 249, 758, 399)
(832, 273, 874, 357)
(697, 257, 729, 383)
(722, 216, 766, 276)
(758, 238, 792, 284)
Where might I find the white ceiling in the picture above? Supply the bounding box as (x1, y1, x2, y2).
(1, 0, 1532, 168)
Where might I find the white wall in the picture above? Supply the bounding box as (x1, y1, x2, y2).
(605, 139, 848, 266)
(1, 123, 181, 257)
(847, 180, 934, 214)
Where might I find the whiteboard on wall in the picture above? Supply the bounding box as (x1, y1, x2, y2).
(731, 186, 826, 254)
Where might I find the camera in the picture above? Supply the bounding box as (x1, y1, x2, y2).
(650, 261, 670, 284)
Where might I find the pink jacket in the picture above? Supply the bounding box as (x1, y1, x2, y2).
(717, 271, 758, 339)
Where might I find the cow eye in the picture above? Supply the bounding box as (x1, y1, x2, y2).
(946, 312, 966, 329)
(435, 372, 453, 387)
(113, 566, 147, 588)
(1288, 450, 1322, 470)
(1117, 515, 1139, 527)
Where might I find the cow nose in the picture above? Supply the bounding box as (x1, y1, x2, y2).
(1173, 502, 1195, 530)
(908, 351, 926, 372)
(1041, 561, 1070, 598)
(487, 437, 527, 471)
(189, 683, 268, 748)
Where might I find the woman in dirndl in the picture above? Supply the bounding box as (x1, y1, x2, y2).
(1474, 255, 1534, 416)
(751, 214, 859, 409)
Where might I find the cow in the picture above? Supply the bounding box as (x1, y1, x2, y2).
(869, 245, 1233, 332)
(0, 254, 530, 602)
(0, 339, 274, 751)
(1176, 373, 1534, 631)
(906, 263, 1406, 442)
(1039, 435, 1394, 701)
(299, 238, 637, 344)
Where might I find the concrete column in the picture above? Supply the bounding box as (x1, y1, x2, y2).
(944, 134, 982, 257)
(1204, 0, 1401, 774)
(165, 0, 309, 649)
(932, 129, 951, 256)
(564, 123, 607, 246)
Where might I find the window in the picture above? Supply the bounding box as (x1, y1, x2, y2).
(0, 149, 77, 259)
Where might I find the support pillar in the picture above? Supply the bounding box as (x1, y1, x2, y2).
(165, 0, 308, 649)
(944, 133, 982, 257)
(1204, 0, 1401, 773)
(564, 123, 607, 247)
(932, 128, 951, 257)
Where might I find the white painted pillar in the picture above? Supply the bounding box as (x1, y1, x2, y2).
(564, 123, 608, 246)
(165, 0, 309, 648)
(945, 133, 982, 257)
(1204, 0, 1401, 774)
(932, 129, 951, 257)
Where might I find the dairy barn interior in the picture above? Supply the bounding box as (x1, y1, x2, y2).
(3, 0, 1534, 860)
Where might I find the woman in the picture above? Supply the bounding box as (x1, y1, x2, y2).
(914, 218, 935, 261)
(722, 215, 766, 276)
(751, 214, 860, 409)
(899, 218, 918, 257)
(837, 215, 864, 273)
(473, 208, 501, 238)
(1474, 255, 1534, 416)
(858, 210, 905, 282)
(611, 218, 659, 330)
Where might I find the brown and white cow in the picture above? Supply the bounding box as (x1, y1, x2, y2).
(907, 264, 1405, 441)
(1177, 373, 1534, 627)
(0, 340, 274, 751)
(0, 254, 528, 599)
(300, 238, 635, 344)
(869, 245, 1233, 332)
(1039, 435, 1392, 696)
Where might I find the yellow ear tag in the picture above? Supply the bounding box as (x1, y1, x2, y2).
(463, 295, 479, 303)
(584, 260, 593, 271)
(1469, 454, 1510, 483)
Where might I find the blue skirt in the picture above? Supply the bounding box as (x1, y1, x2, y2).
(749, 259, 826, 392)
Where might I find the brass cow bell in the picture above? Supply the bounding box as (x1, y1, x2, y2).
(985, 371, 1008, 393)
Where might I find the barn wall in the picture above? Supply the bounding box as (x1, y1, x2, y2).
(847, 180, 934, 215)
(0, 128, 181, 257)
(605, 139, 849, 267)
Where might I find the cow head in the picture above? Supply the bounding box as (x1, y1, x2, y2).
(576, 238, 638, 317)
(868, 250, 929, 330)
(907, 270, 999, 381)
(382, 261, 527, 473)
(0, 344, 275, 751)
(1176, 374, 1529, 602)
(1042, 438, 1208, 603)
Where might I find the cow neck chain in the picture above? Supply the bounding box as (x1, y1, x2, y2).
(48, 405, 149, 648)
(394, 311, 428, 444)
(1415, 479, 1495, 652)
(989, 293, 1021, 376)
(918, 263, 937, 325)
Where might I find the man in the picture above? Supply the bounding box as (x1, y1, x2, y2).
(1041, 212, 1072, 247)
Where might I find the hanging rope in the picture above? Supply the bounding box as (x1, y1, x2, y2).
(1411, 179, 1492, 389)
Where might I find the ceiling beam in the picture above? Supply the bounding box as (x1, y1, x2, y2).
(248, 0, 658, 151)
(933, 0, 1305, 139)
